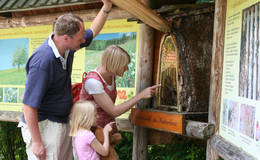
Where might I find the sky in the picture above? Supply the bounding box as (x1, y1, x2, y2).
(94, 32, 135, 40)
(0, 38, 29, 71)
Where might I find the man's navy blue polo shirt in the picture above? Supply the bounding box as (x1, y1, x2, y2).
(22, 29, 93, 123)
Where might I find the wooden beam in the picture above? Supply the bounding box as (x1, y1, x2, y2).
(156, 3, 214, 14)
(166, 5, 215, 20)
(128, 5, 215, 23)
(115, 118, 133, 132)
(0, 111, 22, 122)
(0, 109, 214, 140)
(132, 0, 155, 158)
(117, 111, 214, 140)
(185, 120, 214, 139)
(0, 8, 131, 28)
(110, 0, 170, 33)
(209, 135, 257, 160)
(206, 0, 226, 159)
(132, 23, 154, 160)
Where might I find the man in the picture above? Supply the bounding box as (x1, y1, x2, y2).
(18, 1, 112, 159)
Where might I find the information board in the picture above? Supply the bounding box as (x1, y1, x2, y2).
(0, 19, 139, 119)
(219, 1, 260, 159)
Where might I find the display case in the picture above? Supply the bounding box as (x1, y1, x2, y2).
(156, 34, 180, 111)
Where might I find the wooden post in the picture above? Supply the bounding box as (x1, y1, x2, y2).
(132, 1, 154, 160)
(206, 0, 226, 159)
(132, 24, 154, 160)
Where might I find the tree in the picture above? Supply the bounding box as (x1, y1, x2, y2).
(121, 33, 127, 43)
(11, 46, 28, 71)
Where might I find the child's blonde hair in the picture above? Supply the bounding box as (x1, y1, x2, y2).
(69, 100, 96, 137)
(101, 45, 130, 76)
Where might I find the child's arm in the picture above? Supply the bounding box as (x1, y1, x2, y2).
(90, 122, 114, 156)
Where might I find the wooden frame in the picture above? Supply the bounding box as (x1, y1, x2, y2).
(156, 34, 180, 111)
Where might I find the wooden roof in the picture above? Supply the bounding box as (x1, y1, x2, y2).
(0, 0, 211, 32)
(0, 0, 100, 13)
(0, 0, 198, 15)
(0, 0, 102, 18)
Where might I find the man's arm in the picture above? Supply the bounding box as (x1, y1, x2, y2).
(23, 104, 46, 160)
(90, 0, 112, 38)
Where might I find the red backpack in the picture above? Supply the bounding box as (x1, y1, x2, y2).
(70, 72, 87, 118)
(72, 72, 87, 105)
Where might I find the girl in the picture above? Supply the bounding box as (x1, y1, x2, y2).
(70, 101, 114, 160)
(80, 45, 160, 132)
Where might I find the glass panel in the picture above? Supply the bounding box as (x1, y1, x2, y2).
(157, 35, 178, 109)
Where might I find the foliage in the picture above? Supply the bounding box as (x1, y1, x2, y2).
(148, 142, 206, 160)
(0, 122, 26, 160)
(4, 88, 17, 103)
(115, 132, 133, 160)
(87, 33, 136, 51)
(116, 39, 136, 88)
(115, 132, 206, 160)
(11, 46, 28, 71)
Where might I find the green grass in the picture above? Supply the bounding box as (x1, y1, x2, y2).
(120, 39, 136, 53)
(0, 68, 26, 85)
(85, 50, 103, 72)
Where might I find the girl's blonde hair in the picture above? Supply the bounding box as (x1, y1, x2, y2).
(101, 45, 130, 76)
(69, 101, 96, 137)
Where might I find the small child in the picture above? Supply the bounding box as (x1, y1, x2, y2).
(70, 101, 113, 160)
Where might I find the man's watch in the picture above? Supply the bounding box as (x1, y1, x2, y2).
(102, 9, 111, 14)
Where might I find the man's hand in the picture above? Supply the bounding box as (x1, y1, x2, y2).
(102, 0, 112, 10)
(32, 141, 46, 160)
(23, 105, 46, 159)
